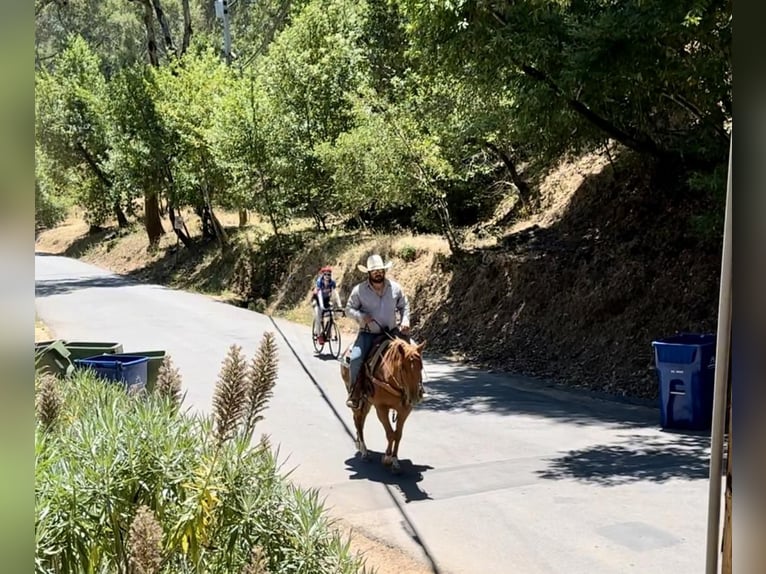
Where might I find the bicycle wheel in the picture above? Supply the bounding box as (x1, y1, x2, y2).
(327, 319, 341, 359)
(312, 317, 324, 353)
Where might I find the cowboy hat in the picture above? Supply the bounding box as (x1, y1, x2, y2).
(357, 254, 393, 273)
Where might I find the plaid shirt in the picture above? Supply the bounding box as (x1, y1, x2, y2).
(345, 278, 410, 334)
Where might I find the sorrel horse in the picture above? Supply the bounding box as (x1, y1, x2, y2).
(340, 336, 426, 473)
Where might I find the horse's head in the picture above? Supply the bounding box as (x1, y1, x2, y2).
(388, 338, 426, 399)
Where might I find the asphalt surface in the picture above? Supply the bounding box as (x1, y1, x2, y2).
(35, 253, 713, 574)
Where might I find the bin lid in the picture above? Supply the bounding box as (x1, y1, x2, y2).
(652, 333, 715, 347)
(75, 354, 149, 367)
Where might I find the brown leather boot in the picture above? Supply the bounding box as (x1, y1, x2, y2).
(346, 374, 361, 408)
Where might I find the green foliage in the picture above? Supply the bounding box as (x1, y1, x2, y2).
(35, 370, 369, 574)
(398, 0, 731, 166)
(35, 147, 72, 232)
(34, 0, 730, 249)
(398, 244, 417, 262)
(106, 63, 171, 214)
(687, 160, 728, 241)
(35, 34, 117, 226)
(256, 0, 371, 225)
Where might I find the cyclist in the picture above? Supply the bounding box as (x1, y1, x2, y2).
(312, 266, 342, 344)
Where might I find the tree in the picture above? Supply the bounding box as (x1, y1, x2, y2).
(398, 0, 731, 168)
(35, 35, 129, 230)
(210, 71, 288, 242)
(256, 0, 371, 230)
(153, 49, 236, 250)
(107, 64, 170, 246)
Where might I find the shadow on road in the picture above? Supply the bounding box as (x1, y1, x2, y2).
(313, 353, 344, 363)
(420, 359, 660, 428)
(345, 451, 434, 503)
(536, 431, 712, 485)
(35, 275, 138, 298)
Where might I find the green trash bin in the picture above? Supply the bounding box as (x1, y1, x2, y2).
(64, 341, 124, 361)
(35, 339, 74, 377)
(123, 350, 166, 393)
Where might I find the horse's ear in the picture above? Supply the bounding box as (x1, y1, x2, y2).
(417, 340, 427, 352)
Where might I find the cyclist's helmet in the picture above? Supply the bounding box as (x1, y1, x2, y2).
(320, 265, 332, 276)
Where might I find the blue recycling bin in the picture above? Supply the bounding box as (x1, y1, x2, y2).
(74, 354, 149, 392)
(652, 333, 716, 430)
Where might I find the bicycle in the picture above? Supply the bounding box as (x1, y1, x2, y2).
(312, 306, 345, 358)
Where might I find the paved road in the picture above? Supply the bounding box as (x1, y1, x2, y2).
(35, 253, 712, 574)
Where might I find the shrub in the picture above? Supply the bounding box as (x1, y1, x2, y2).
(35, 335, 371, 574)
(398, 245, 417, 262)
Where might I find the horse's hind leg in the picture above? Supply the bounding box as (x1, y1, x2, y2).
(353, 401, 371, 461)
(389, 407, 412, 473)
(375, 405, 396, 466)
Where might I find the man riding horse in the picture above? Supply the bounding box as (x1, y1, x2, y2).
(344, 254, 415, 409)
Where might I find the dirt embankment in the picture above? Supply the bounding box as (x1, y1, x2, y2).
(36, 151, 723, 400)
(413, 154, 722, 399)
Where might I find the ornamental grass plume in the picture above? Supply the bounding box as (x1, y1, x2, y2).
(212, 344, 249, 444)
(155, 355, 183, 406)
(127, 505, 163, 574)
(241, 545, 270, 574)
(243, 332, 279, 438)
(35, 372, 62, 431)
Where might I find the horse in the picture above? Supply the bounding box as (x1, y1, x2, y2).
(340, 335, 426, 473)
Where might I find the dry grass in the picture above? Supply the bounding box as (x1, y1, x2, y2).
(33, 154, 597, 342)
(35, 208, 91, 255)
(267, 232, 450, 335)
(464, 147, 613, 246)
(332, 516, 433, 574)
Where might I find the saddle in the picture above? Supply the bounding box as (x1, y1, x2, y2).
(342, 335, 389, 398)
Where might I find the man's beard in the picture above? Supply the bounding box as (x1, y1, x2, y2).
(369, 274, 385, 284)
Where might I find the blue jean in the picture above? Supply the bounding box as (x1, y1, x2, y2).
(348, 332, 378, 391)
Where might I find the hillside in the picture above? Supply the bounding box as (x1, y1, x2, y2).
(35, 150, 723, 400)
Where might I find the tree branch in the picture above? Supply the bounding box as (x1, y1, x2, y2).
(488, 9, 663, 158)
(519, 63, 662, 158)
(76, 142, 112, 188)
(661, 91, 729, 142)
(481, 140, 531, 202)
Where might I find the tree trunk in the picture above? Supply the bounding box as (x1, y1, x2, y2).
(195, 203, 215, 240)
(210, 207, 228, 250)
(482, 141, 531, 202)
(180, 0, 193, 55)
(149, 0, 176, 57)
(140, 0, 160, 67)
(167, 205, 195, 249)
(114, 201, 129, 228)
(201, 186, 228, 250)
(238, 209, 248, 227)
(144, 192, 165, 247)
(260, 175, 283, 251)
(434, 195, 463, 256)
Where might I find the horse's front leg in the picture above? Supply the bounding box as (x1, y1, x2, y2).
(389, 406, 412, 473)
(375, 405, 396, 467)
(353, 401, 371, 461)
